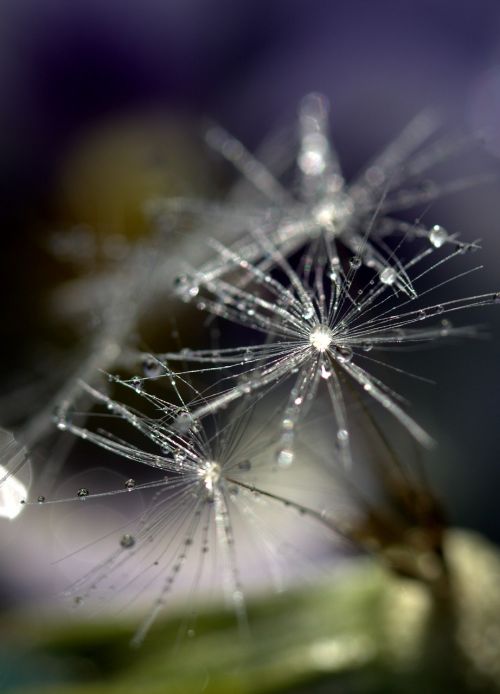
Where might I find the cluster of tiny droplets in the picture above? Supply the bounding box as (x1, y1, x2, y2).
(11, 93, 499, 644)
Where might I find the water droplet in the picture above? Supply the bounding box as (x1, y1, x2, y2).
(174, 275, 199, 302)
(320, 364, 332, 379)
(493, 291, 500, 304)
(277, 448, 294, 467)
(282, 418, 294, 431)
(435, 304, 444, 315)
(294, 396, 303, 405)
(125, 478, 136, 490)
(337, 429, 349, 445)
(429, 225, 448, 248)
(349, 256, 362, 270)
(303, 306, 315, 320)
(37, 495, 45, 504)
(120, 534, 135, 549)
(362, 344, 373, 352)
(142, 358, 162, 378)
(53, 406, 70, 431)
(335, 345, 353, 363)
(131, 376, 142, 394)
(379, 267, 397, 285)
(77, 488, 89, 499)
(174, 451, 186, 467)
(299, 143, 327, 176)
(418, 310, 426, 321)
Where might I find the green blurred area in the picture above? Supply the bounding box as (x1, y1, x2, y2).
(1, 531, 499, 694)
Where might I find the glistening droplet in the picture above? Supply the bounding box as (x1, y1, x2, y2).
(429, 225, 448, 248)
(379, 267, 397, 285)
(120, 534, 135, 549)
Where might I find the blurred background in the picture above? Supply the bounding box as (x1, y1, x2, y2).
(1, 0, 500, 690)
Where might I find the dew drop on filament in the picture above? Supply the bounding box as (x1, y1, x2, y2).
(320, 364, 332, 380)
(379, 267, 397, 286)
(429, 225, 448, 248)
(335, 345, 353, 363)
(337, 429, 349, 446)
(120, 534, 135, 549)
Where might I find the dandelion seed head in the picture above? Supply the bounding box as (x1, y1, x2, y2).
(198, 460, 222, 494)
(312, 195, 353, 231)
(309, 325, 333, 352)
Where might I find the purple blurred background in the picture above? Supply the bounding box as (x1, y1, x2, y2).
(1, 0, 500, 614)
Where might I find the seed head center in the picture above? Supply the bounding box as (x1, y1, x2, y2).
(199, 461, 221, 493)
(309, 325, 333, 352)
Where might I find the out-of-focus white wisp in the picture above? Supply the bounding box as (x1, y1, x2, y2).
(0, 428, 29, 519)
(0, 466, 27, 520)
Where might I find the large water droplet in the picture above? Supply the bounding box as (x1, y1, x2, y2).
(379, 267, 397, 286)
(131, 376, 142, 394)
(77, 488, 89, 499)
(429, 225, 448, 248)
(125, 478, 136, 490)
(349, 256, 362, 270)
(143, 358, 163, 378)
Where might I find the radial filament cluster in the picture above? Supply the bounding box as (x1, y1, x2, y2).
(12, 92, 499, 647)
